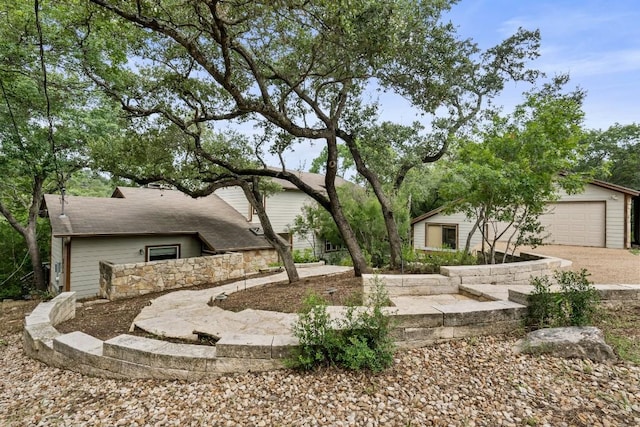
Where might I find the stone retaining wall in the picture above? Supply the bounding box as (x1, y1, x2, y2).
(24, 281, 640, 379)
(100, 249, 278, 300)
(364, 254, 569, 300)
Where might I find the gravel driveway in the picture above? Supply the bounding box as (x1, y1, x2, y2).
(514, 245, 640, 284)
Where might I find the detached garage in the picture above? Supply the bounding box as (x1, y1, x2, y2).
(412, 180, 640, 251)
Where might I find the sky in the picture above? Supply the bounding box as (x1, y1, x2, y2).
(267, 0, 640, 169)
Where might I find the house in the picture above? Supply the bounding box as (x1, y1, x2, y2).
(411, 180, 640, 251)
(43, 186, 277, 299)
(215, 170, 350, 256)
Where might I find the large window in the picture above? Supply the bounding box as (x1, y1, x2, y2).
(425, 224, 458, 250)
(146, 245, 180, 262)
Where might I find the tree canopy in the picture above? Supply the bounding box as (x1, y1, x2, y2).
(75, 0, 541, 273)
(440, 77, 588, 262)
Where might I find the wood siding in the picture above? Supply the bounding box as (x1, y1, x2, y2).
(412, 183, 630, 251)
(216, 187, 317, 252)
(69, 235, 202, 299)
(413, 211, 482, 251)
(49, 236, 63, 291)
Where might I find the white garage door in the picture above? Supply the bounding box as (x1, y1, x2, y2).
(539, 202, 606, 247)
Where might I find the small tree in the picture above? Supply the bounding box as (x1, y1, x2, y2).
(441, 77, 589, 263)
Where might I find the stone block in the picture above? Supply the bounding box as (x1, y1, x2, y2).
(435, 300, 526, 326)
(271, 335, 299, 359)
(211, 357, 284, 374)
(514, 326, 616, 362)
(595, 285, 640, 301)
(23, 323, 61, 353)
(403, 326, 454, 341)
(53, 331, 104, 366)
(452, 320, 521, 338)
(216, 334, 274, 359)
(392, 311, 444, 329)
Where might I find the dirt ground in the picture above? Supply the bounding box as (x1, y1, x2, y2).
(54, 271, 361, 341)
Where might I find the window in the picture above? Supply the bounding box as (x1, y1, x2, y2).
(324, 240, 343, 252)
(425, 224, 458, 250)
(146, 245, 180, 262)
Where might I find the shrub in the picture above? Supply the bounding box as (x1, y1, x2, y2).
(288, 276, 395, 372)
(526, 269, 599, 329)
(292, 248, 319, 263)
(402, 249, 477, 274)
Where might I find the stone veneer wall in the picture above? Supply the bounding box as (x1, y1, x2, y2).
(100, 249, 278, 301)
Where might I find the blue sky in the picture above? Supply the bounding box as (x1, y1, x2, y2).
(273, 0, 640, 169)
(379, 0, 640, 128)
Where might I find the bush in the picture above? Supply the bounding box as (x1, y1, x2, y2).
(0, 281, 23, 300)
(288, 276, 395, 372)
(402, 249, 477, 273)
(526, 269, 599, 329)
(292, 248, 319, 263)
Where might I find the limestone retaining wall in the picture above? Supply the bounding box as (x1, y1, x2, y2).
(364, 254, 569, 299)
(100, 249, 278, 300)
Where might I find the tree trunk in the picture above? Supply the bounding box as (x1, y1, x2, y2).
(325, 135, 370, 276)
(238, 179, 299, 283)
(25, 222, 47, 291)
(342, 133, 403, 268)
(0, 176, 48, 291)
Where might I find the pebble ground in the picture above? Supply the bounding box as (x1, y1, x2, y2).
(1, 333, 639, 426)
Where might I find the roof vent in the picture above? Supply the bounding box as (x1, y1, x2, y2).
(249, 227, 264, 236)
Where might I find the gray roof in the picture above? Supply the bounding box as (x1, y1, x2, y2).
(44, 187, 272, 251)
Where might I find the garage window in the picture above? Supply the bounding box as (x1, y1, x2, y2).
(426, 224, 458, 250)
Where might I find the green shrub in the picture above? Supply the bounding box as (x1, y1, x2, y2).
(0, 281, 23, 300)
(526, 269, 599, 329)
(288, 276, 395, 372)
(402, 249, 477, 273)
(292, 248, 319, 263)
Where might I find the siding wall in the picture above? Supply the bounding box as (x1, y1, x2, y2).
(412, 183, 630, 251)
(215, 187, 251, 221)
(69, 235, 202, 299)
(216, 187, 317, 252)
(413, 211, 483, 252)
(49, 236, 64, 292)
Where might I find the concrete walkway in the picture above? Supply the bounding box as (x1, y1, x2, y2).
(132, 265, 352, 340)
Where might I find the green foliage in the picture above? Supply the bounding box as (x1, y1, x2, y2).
(526, 269, 599, 329)
(402, 248, 477, 274)
(292, 249, 319, 263)
(288, 278, 395, 372)
(293, 186, 410, 268)
(440, 77, 589, 261)
(574, 123, 640, 190)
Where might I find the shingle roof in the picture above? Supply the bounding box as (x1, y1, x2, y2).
(44, 187, 272, 251)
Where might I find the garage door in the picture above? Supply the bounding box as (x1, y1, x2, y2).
(539, 202, 606, 247)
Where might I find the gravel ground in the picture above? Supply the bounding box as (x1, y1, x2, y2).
(2, 332, 639, 426)
(510, 245, 640, 285)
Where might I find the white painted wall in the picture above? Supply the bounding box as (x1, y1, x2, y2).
(68, 235, 202, 299)
(216, 187, 318, 252)
(413, 211, 483, 252)
(215, 187, 251, 221)
(412, 183, 630, 251)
